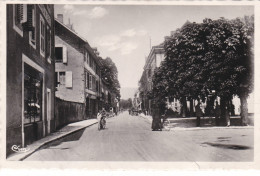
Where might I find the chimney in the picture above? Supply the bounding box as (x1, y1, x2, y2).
(57, 14, 63, 23)
(92, 47, 99, 56)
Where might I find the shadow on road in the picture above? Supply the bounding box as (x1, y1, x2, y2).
(202, 142, 252, 150)
(41, 129, 86, 150)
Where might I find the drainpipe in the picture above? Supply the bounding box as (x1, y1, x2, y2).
(22, 62, 25, 147)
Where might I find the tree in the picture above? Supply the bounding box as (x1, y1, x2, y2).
(152, 16, 254, 124)
(101, 57, 121, 99)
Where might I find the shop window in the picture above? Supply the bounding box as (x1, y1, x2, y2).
(24, 63, 43, 124)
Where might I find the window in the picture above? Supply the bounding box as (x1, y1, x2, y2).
(89, 75, 92, 89)
(93, 61, 96, 71)
(13, 4, 27, 36)
(40, 15, 45, 57)
(90, 57, 93, 68)
(87, 72, 90, 88)
(92, 77, 96, 91)
(85, 72, 88, 88)
(46, 26, 51, 60)
(55, 45, 67, 63)
(28, 5, 36, 47)
(85, 52, 89, 64)
(59, 72, 66, 86)
(96, 80, 99, 92)
(24, 63, 42, 124)
(55, 47, 63, 62)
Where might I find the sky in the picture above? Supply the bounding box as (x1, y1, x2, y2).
(54, 5, 254, 91)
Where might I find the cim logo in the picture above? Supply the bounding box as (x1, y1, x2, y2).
(11, 145, 30, 153)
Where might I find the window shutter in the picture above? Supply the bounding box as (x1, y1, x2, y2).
(87, 73, 90, 88)
(20, 4, 27, 23)
(26, 5, 33, 30)
(65, 71, 72, 88)
(55, 72, 58, 87)
(62, 46, 67, 63)
(16, 5, 22, 22)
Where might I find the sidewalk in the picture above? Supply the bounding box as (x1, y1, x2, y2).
(7, 119, 98, 161)
(139, 113, 254, 131)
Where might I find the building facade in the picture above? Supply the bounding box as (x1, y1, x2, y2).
(139, 43, 179, 115)
(6, 4, 55, 156)
(55, 15, 102, 120)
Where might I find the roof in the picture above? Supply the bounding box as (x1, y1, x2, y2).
(55, 19, 102, 66)
(144, 43, 164, 70)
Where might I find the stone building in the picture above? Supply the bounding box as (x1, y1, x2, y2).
(139, 43, 181, 115)
(55, 15, 102, 121)
(6, 4, 55, 156)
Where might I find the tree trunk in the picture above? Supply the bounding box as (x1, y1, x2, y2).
(240, 93, 248, 126)
(190, 99, 194, 117)
(181, 97, 187, 117)
(220, 97, 226, 119)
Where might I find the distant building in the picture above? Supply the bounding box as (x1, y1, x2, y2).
(6, 4, 55, 156)
(55, 15, 102, 120)
(138, 43, 179, 115)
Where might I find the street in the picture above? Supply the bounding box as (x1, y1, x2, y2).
(25, 111, 253, 161)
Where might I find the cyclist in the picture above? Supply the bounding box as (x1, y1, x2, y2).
(97, 108, 107, 130)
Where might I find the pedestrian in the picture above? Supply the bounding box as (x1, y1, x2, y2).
(151, 103, 162, 131)
(225, 105, 230, 127)
(97, 109, 103, 129)
(215, 101, 221, 126)
(195, 102, 203, 127)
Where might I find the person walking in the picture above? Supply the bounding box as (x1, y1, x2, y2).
(215, 101, 221, 126)
(195, 102, 203, 127)
(225, 105, 231, 127)
(151, 103, 162, 131)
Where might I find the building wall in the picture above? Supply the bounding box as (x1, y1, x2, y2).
(55, 98, 85, 129)
(55, 36, 85, 103)
(6, 4, 55, 156)
(156, 53, 164, 67)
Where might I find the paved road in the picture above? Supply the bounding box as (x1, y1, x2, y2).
(25, 111, 253, 161)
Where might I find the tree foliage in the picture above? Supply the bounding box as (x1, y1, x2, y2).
(152, 16, 254, 123)
(101, 57, 121, 99)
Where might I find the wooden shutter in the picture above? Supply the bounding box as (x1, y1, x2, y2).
(62, 46, 67, 63)
(26, 5, 33, 30)
(65, 71, 72, 88)
(19, 4, 27, 23)
(87, 73, 90, 88)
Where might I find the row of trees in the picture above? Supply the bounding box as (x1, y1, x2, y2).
(119, 98, 133, 110)
(151, 16, 254, 125)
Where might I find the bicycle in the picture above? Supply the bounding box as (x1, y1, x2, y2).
(161, 115, 171, 131)
(98, 115, 106, 130)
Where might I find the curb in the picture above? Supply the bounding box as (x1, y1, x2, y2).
(139, 115, 254, 131)
(7, 121, 98, 161)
